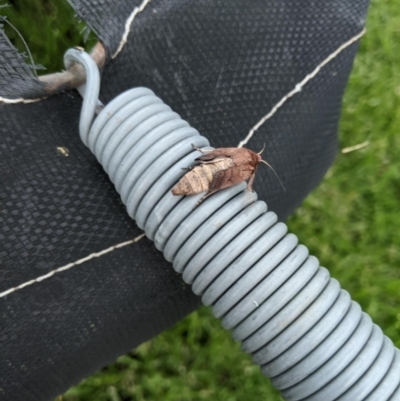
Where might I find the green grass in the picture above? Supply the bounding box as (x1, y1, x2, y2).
(61, 309, 281, 401)
(3, 0, 400, 400)
(1, 0, 96, 74)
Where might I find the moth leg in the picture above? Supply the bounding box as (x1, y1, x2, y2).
(191, 143, 212, 153)
(181, 166, 194, 171)
(246, 172, 256, 191)
(193, 190, 218, 209)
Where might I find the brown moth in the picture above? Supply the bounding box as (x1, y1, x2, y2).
(171, 144, 284, 207)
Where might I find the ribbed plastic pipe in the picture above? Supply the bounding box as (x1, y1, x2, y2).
(65, 49, 400, 401)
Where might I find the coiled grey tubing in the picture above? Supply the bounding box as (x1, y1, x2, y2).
(65, 48, 400, 401)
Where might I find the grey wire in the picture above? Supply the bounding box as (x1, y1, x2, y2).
(69, 49, 400, 401)
(64, 48, 101, 144)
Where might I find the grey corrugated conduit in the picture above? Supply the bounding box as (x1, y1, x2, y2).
(64, 48, 400, 401)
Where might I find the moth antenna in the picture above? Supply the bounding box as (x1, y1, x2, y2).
(257, 143, 266, 155)
(259, 159, 286, 192)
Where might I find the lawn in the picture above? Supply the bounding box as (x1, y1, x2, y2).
(2, 0, 400, 400)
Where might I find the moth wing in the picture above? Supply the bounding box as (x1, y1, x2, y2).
(195, 147, 238, 162)
(209, 166, 253, 192)
(197, 156, 232, 165)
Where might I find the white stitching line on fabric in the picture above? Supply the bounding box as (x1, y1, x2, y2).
(0, 96, 47, 104)
(238, 28, 366, 148)
(0, 234, 146, 299)
(112, 0, 153, 59)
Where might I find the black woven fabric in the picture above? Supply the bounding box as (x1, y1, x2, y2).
(0, 1, 369, 400)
